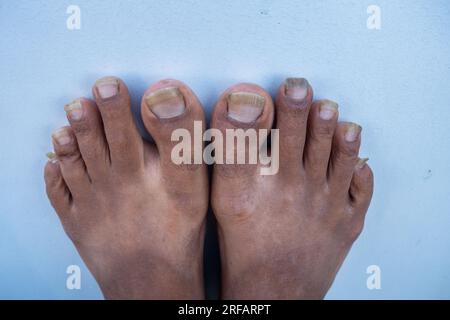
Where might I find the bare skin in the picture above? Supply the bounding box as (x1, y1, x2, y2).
(211, 78, 374, 299)
(44, 77, 208, 299)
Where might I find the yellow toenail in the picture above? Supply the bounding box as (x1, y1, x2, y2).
(355, 157, 369, 170)
(285, 78, 309, 100)
(227, 92, 265, 123)
(345, 123, 362, 142)
(52, 128, 72, 145)
(64, 99, 83, 121)
(319, 100, 338, 120)
(145, 87, 186, 119)
(95, 76, 119, 99)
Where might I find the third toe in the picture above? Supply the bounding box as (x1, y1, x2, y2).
(303, 100, 339, 184)
(64, 98, 109, 181)
(328, 122, 362, 194)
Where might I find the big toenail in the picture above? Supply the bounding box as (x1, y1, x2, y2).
(145, 87, 186, 119)
(227, 92, 265, 123)
(319, 100, 338, 120)
(285, 78, 309, 100)
(345, 123, 362, 142)
(95, 76, 119, 99)
(355, 157, 369, 170)
(64, 100, 83, 121)
(52, 128, 71, 145)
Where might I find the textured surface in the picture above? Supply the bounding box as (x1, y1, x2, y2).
(0, 0, 449, 299)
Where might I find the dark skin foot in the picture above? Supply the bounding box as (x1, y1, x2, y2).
(211, 78, 374, 299)
(44, 77, 209, 299)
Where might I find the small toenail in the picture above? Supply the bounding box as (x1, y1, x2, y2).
(319, 100, 338, 120)
(285, 78, 309, 100)
(227, 92, 265, 123)
(64, 100, 83, 121)
(52, 128, 72, 145)
(46, 152, 58, 163)
(355, 157, 369, 170)
(345, 123, 362, 142)
(95, 76, 119, 99)
(145, 87, 186, 119)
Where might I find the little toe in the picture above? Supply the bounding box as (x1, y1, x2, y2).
(328, 122, 362, 196)
(44, 155, 71, 215)
(275, 78, 313, 176)
(52, 126, 91, 199)
(64, 98, 109, 182)
(92, 76, 144, 174)
(349, 158, 374, 214)
(303, 100, 339, 185)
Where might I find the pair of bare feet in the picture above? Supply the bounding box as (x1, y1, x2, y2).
(44, 76, 373, 299)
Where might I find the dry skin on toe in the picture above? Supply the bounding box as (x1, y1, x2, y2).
(211, 78, 374, 299)
(44, 77, 208, 299)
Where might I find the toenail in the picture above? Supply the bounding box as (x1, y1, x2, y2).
(145, 87, 186, 119)
(95, 76, 119, 99)
(64, 100, 84, 121)
(345, 123, 362, 142)
(52, 128, 72, 145)
(355, 157, 369, 170)
(227, 92, 265, 123)
(46, 152, 58, 163)
(319, 100, 338, 120)
(285, 78, 309, 100)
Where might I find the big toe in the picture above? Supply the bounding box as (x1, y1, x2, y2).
(140, 79, 208, 188)
(210, 83, 274, 179)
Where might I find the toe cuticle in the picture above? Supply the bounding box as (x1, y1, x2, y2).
(95, 76, 119, 99)
(227, 92, 265, 123)
(52, 128, 71, 146)
(64, 100, 84, 121)
(319, 100, 338, 120)
(355, 157, 369, 170)
(345, 123, 362, 142)
(145, 87, 186, 119)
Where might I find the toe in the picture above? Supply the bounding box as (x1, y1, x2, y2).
(92, 76, 144, 173)
(64, 98, 109, 182)
(52, 126, 91, 199)
(141, 79, 208, 186)
(303, 100, 339, 184)
(349, 158, 374, 214)
(44, 155, 71, 215)
(275, 78, 313, 176)
(328, 122, 361, 196)
(210, 83, 274, 179)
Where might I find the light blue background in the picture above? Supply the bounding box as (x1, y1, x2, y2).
(0, 0, 449, 299)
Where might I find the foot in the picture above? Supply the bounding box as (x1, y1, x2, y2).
(44, 77, 208, 299)
(211, 79, 374, 299)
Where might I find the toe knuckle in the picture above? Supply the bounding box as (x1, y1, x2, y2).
(72, 121, 90, 136)
(337, 144, 358, 158)
(314, 124, 335, 139)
